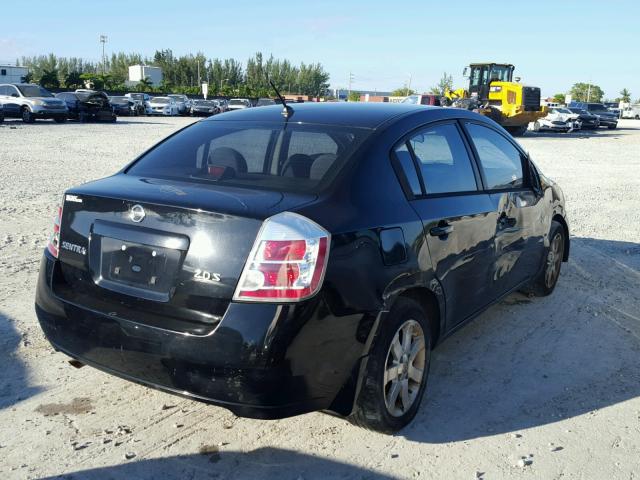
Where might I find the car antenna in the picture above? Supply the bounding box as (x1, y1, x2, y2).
(268, 78, 293, 119)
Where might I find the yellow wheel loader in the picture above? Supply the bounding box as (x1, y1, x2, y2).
(443, 63, 547, 136)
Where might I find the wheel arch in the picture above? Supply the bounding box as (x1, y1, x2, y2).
(552, 213, 570, 261)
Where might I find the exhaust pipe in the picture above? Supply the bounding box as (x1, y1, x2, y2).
(68, 359, 85, 369)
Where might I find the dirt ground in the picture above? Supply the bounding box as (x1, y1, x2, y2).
(0, 116, 639, 480)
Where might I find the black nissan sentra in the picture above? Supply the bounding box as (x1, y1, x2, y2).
(35, 103, 569, 433)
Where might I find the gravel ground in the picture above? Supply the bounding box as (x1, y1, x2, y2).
(0, 116, 639, 480)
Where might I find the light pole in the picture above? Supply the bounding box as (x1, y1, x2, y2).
(99, 35, 108, 76)
(220, 78, 228, 94)
(348, 72, 355, 100)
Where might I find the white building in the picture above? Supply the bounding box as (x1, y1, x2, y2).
(0, 65, 29, 84)
(127, 65, 163, 87)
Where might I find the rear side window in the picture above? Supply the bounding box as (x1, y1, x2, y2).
(127, 121, 370, 193)
(408, 123, 478, 194)
(465, 123, 524, 190)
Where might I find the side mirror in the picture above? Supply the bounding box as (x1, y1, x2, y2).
(11, 93, 19, 98)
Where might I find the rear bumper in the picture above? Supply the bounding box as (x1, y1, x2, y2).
(35, 251, 369, 419)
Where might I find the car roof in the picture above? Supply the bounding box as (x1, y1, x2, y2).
(206, 102, 461, 129)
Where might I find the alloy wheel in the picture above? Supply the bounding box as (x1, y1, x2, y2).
(545, 232, 564, 288)
(383, 319, 426, 417)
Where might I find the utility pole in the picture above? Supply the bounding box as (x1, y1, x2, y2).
(587, 82, 591, 102)
(407, 73, 412, 95)
(348, 72, 355, 100)
(197, 61, 201, 85)
(99, 35, 108, 76)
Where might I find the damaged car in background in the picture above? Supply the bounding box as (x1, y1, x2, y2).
(531, 107, 581, 132)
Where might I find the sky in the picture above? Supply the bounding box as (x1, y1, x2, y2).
(1, 0, 639, 99)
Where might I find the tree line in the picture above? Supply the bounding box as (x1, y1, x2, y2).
(17, 51, 330, 97)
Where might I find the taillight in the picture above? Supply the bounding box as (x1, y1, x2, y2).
(233, 212, 330, 302)
(47, 205, 62, 258)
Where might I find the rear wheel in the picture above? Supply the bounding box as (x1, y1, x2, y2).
(21, 107, 35, 123)
(349, 297, 431, 433)
(524, 220, 565, 296)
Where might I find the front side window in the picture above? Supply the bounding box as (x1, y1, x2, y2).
(465, 123, 524, 190)
(408, 123, 478, 194)
(127, 121, 370, 193)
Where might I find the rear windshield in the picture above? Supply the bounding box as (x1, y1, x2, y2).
(152, 98, 170, 104)
(126, 121, 371, 193)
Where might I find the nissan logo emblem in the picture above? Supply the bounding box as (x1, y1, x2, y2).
(129, 204, 145, 223)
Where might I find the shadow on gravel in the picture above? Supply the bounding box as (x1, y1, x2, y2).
(39, 447, 396, 480)
(0, 311, 42, 409)
(403, 237, 640, 443)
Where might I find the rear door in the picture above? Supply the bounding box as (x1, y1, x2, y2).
(463, 122, 547, 296)
(1, 85, 21, 116)
(395, 121, 497, 327)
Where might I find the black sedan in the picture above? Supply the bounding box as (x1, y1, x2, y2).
(35, 103, 569, 433)
(108, 96, 136, 116)
(55, 91, 116, 122)
(190, 99, 219, 116)
(567, 108, 600, 129)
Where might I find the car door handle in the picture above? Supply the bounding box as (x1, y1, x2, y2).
(429, 224, 454, 237)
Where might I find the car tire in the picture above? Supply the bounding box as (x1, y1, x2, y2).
(523, 220, 565, 297)
(22, 107, 35, 123)
(607, 125, 616, 129)
(349, 297, 432, 433)
(533, 121, 541, 132)
(54, 117, 67, 123)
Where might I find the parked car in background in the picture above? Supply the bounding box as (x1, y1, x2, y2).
(108, 96, 137, 116)
(401, 94, 441, 106)
(190, 99, 219, 116)
(36, 103, 569, 433)
(216, 99, 229, 113)
(125, 93, 152, 115)
(621, 105, 640, 119)
(532, 107, 580, 132)
(567, 107, 600, 129)
(568, 102, 618, 129)
(0, 83, 68, 123)
(227, 98, 252, 111)
(167, 94, 191, 115)
(256, 97, 276, 107)
(0, 103, 4, 122)
(149, 96, 179, 116)
(55, 91, 116, 122)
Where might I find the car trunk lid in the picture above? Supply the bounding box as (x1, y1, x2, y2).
(53, 174, 314, 334)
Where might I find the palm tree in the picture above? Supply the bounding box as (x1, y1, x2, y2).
(619, 88, 631, 103)
(136, 77, 153, 92)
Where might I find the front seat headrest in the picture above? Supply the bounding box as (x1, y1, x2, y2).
(207, 147, 248, 174)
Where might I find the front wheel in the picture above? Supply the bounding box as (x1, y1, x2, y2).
(22, 107, 35, 123)
(349, 297, 431, 433)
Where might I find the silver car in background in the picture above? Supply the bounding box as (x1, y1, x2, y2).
(149, 96, 179, 116)
(167, 94, 191, 115)
(0, 83, 68, 123)
(124, 93, 152, 115)
(227, 98, 252, 111)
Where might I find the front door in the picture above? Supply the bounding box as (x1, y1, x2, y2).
(463, 122, 547, 296)
(396, 121, 498, 328)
